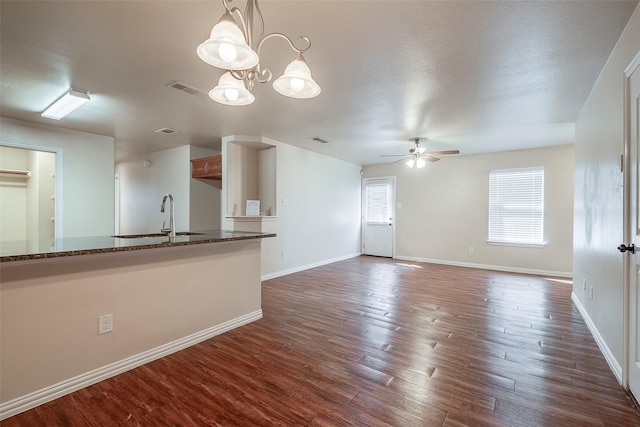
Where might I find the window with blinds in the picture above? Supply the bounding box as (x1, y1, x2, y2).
(365, 182, 391, 224)
(488, 167, 544, 245)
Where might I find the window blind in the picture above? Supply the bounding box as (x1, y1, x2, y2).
(365, 183, 390, 224)
(488, 167, 544, 245)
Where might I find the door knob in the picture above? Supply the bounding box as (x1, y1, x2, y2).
(618, 243, 635, 253)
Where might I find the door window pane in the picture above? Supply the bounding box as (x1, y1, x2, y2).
(366, 183, 390, 224)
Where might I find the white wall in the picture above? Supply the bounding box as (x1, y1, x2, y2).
(276, 142, 362, 275)
(259, 148, 277, 217)
(116, 145, 220, 235)
(116, 146, 191, 234)
(0, 117, 115, 237)
(573, 4, 640, 377)
(364, 144, 574, 276)
(221, 136, 362, 279)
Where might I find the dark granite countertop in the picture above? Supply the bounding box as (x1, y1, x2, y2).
(0, 230, 276, 263)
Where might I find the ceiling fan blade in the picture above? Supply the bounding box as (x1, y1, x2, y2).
(428, 150, 460, 156)
(423, 154, 440, 162)
(392, 157, 410, 164)
(380, 154, 409, 157)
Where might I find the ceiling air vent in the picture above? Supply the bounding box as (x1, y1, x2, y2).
(155, 128, 177, 135)
(311, 137, 329, 144)
(168, 81, 202, 95)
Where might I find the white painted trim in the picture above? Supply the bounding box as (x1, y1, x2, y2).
(622, 49, 640, 390)
(393, 255, 572, 278)
(571, 292, 623, 385)
(623, 49, 640, 75)
(0, 310, 263, 421)
(261, 252, 361, 281)
(226, 216, 278, 221)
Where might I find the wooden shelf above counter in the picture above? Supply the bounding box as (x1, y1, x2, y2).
(191, 155, 221, 180)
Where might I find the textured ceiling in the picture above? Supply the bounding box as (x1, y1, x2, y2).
(1, 1, 638, 165)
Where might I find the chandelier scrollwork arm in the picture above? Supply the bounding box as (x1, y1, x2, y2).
(198, 0, 321, 106)
(255, 68, 272, 84)
(255, 34, 311, 57)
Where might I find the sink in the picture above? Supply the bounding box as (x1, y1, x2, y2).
(112, 232, 204, 239)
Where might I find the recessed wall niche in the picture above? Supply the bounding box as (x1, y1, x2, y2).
(225, 138, 276, 218)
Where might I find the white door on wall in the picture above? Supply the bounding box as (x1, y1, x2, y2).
(624, 51, 640, 400)
(362, 177, 395, 257)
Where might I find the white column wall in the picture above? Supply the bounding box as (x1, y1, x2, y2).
(573, 4, 640, 376)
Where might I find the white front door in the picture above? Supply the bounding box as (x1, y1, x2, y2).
(625, 51, 640, 399)
(362, 177, 395, 257)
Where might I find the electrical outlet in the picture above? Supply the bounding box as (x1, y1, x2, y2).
(583, 278, 587, 291)
(99, 314, 113, 334)
(281, 250, 286, 259)
(468, 246, 475, 254)
(590, 286, 594, 300)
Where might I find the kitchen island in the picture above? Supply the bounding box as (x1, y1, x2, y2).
(0, 230, 275, 420)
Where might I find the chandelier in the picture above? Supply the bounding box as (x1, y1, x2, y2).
(197, 0, 321, 106)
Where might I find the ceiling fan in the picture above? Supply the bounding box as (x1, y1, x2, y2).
(380, 137, 460, 168)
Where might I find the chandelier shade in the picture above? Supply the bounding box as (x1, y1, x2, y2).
(197, 11, 259, 70)
(209, 72, 255, 106)
(273, 55, 321, 99)
(197, 0, 320, 106)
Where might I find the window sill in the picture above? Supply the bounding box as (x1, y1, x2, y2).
(487, 241, 546, 249)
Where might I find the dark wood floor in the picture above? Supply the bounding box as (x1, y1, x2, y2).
(4, 256, 640, 426)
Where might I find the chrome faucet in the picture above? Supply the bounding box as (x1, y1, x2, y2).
(160, 194, 175, 237)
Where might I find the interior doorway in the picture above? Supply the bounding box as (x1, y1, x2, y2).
(362, 176, 395, 257)
(0, 145, 58, 241)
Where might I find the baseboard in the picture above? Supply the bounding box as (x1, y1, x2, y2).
(393, 255, 572, 278)
(261, 252, 361, 281)
(571, 292, 623, 385)
(0, 310, 263, 421)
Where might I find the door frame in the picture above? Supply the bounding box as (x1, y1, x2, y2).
(361, 176, 396, 258)
(622, 49, 640, 390)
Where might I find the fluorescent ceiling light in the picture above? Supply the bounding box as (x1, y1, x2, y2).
(41, 90, 90, 120)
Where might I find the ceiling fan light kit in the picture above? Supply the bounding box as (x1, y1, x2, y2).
(381, 137, 460, 168)
(197, 0, 321, 106)
(406, 157, 426, 169)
